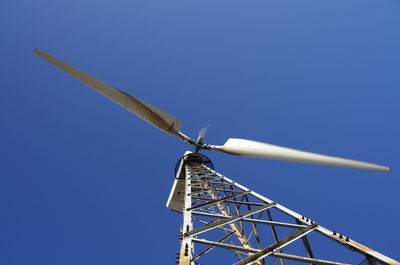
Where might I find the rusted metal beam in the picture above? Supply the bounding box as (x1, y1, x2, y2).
(233, 223, 319, 265)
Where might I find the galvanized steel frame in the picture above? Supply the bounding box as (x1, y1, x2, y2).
(176, 154, 399, 265)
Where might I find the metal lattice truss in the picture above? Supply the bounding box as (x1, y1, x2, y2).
(172, 154, 399, 265)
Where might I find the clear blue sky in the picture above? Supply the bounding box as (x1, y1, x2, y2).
(1, 0, 399, 264)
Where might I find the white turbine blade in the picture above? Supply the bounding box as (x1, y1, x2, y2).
(210, 138, 390, 172)
(33, 48, 182, 138)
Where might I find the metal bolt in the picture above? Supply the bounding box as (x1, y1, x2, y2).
(333, 231, 337, 236)
(184, 243, 189, 256)
(346, 236, 350, 242)
(339, 234, 343, 239)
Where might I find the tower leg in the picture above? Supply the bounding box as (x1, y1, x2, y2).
(173, 153, 399, 265)
(178, 163, 194, 265)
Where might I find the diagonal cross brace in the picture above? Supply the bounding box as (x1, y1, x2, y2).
(185, 203, 276, 237)
(190, 182, 234, 196)
(188, 191, 251, 211)
(271, 253, 351, 265)
(190, 176, 224, 186)
(192, 211, 307, 229)
(192, 238, 350, 265)
(234, 223, 319, 265)
(192, 231, 236, 261)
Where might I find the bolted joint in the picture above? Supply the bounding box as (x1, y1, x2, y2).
(184, 243, 189, 256)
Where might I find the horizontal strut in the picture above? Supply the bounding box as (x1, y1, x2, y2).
(186, 203, 276, 237)
(192, 238, 351, 265)
(192, 211, 307, 229)
(189, 182, 234, 196)
(271, 253, 351, 265)
(188, 191, 251, 211)
(234, 223, 319, 265)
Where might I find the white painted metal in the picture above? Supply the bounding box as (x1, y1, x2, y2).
(166, 151, 191, 213)
(211, 138, 390, 172)
(233, 224, 319, 265)
(205, 166, 399, 265)
(33, 49, 397, 264)
(34, 49, 391, 172)
(33, 49, 182, 137)
(178, 163, 194, 265)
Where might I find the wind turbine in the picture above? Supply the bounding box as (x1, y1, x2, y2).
(33, 49, 397, 265)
